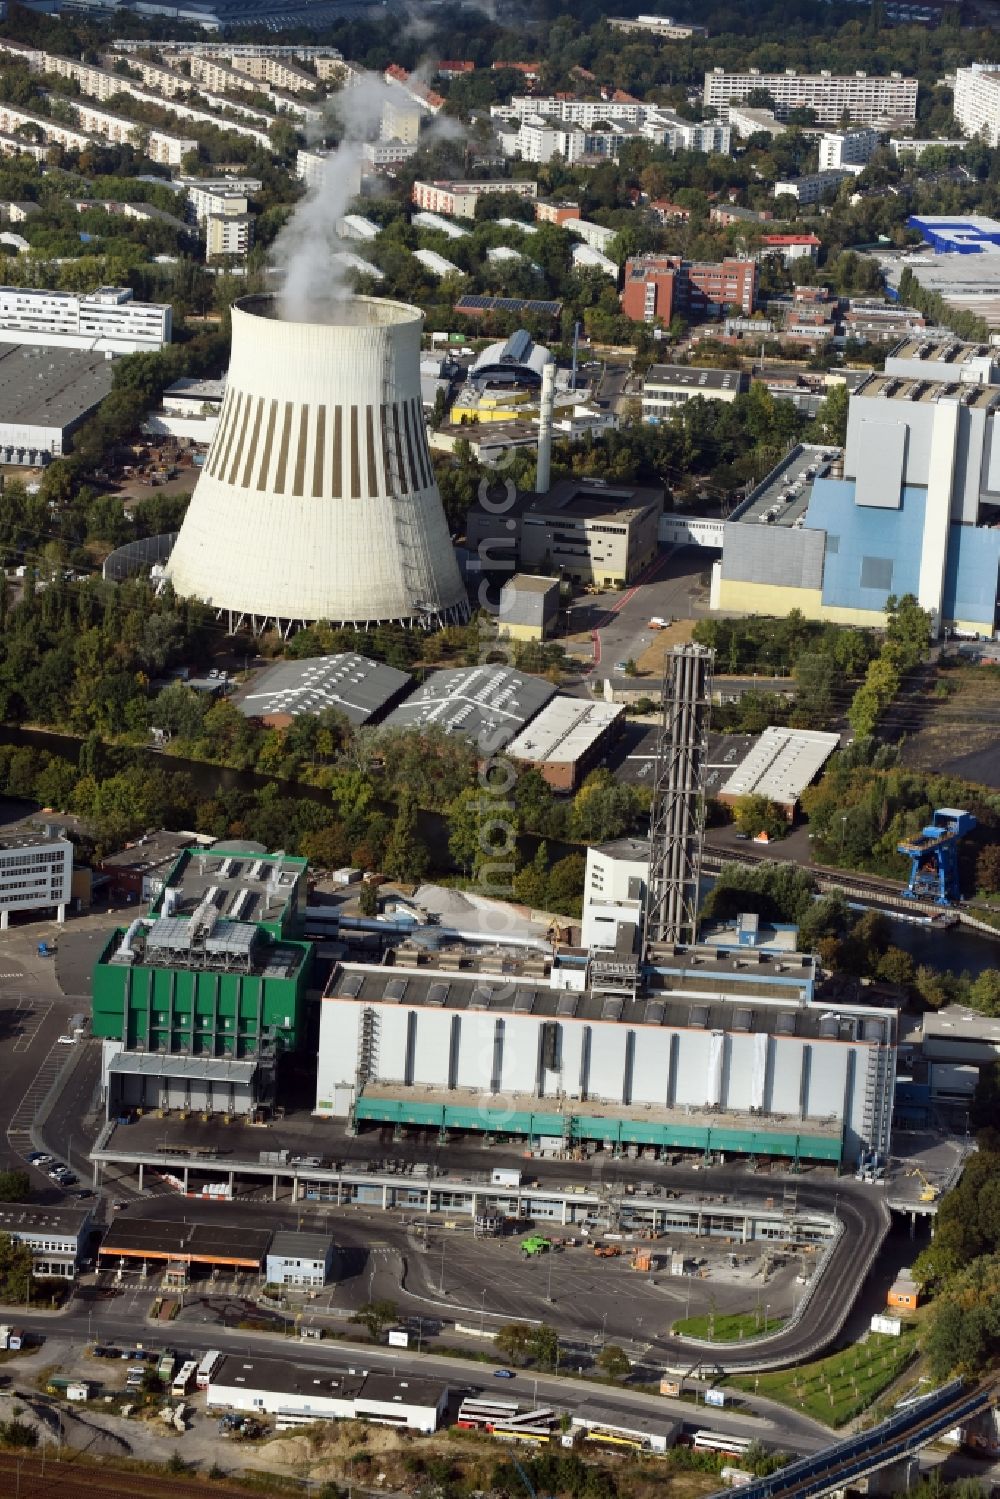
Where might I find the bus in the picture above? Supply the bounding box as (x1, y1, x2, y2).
(489, 1425, 552, 1447)
(196, 1351, 222, 1390)
(171, 1360, 198, 1397)
(692, 1431, 754, 1458)
(585, 1430, 648, 1451)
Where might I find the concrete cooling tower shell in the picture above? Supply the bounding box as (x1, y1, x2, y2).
(165, 295, 469, 634)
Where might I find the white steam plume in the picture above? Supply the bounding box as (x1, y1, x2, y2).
(271, 71, 401, 323)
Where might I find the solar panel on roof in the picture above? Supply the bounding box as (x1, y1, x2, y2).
(776, 1012, 796, 1035)
(557, 992, 578, 1017)
(690, 1004, 709, 1028)
(385, 978, 408, 1002)
(427, 982, 449, 1006)
(513, 989, 534, 1013)
(733, 1008, 753, 1032)
(601, 996, 624, 1022)
(340, 974, 364, 998)
(470, 985, 492, 1010)
(644, 1000, 664, 1025)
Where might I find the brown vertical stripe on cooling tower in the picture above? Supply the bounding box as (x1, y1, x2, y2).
(379, 403, 391, 495)
(222, 391, 249, 485)
(350, 405, 361, 499)
(240, 396, 264, 489)
(273, 402, 294, 493)
(402, 400, 420, 493)
(293, 406, 309, 496)
(206, 392, 235, 478)
(331, 408, 342, 497)
(412, 399, 432, 489)
(365, 406, 378, 497)
(256, 399, 278, 491)
(312, 404, 326, 497)
(391, 402, 408, 494)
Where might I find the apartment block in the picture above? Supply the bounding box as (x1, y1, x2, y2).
(818, 127, 880, 170)
(411, 179, 538, 218)
(703, 67, 917, 125)
(954, 65, 1000, 148)
(206, 212, 254, 261)
(621, 254, 757, 324)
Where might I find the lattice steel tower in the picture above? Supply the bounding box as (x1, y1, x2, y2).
(643, 643, 714, 947)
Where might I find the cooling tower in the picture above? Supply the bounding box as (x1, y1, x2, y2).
(165, 295, 469, 634)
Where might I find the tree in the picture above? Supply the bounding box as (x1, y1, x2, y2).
(0, 1234, 32, 1303)
(976, 844, 1000, 896)
(351, 1300, 399, 1342)
(569, 771, 642, 843)
(816, 382, 849, 445)
(732, 794, 786, 840)
(0, 1171, 29, 1203)
(494, 1322, 533, 1365)
(383, 796, 429, 885)
(530, 1324, 560, 1370)
(358, 879, 379, 918)
(597, 1345, 630, 1382)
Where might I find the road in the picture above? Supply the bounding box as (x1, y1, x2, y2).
(16, 1296, 836, 1458)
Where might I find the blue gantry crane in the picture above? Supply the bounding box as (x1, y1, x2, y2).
(897, 807, 976, 906)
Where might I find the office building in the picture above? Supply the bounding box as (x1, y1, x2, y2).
(208, 1356, 448, 1432)
(265, 1231, 334, 1287)
(608, 14, 708, 37)
(520, 478, 663, 586)
(0, 285, 170, 354)
(0, 1205, 92, 1279)
(642, 365, 748, 421)
(711, 353, 1000, 637)
(411, 179, 538, 219)
(703, 68, 917, 125)
(621, 254, 757, 324)
(818, 127, 881, 170)
(0, 830, 72, 928)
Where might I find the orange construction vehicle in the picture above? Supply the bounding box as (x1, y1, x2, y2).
(593, 1244, 622, 1258)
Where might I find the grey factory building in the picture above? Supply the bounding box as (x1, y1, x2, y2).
(0, 343, 113, 464)
(236, 653, 412, 728)
(520, 479, 664, 588)
(381, 664, 557, 749)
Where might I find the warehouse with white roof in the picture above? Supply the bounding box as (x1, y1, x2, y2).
(507, 697, 624, 790)
(718, 726, 841, 819)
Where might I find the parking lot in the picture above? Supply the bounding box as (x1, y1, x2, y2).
(610, 728, 754, 791)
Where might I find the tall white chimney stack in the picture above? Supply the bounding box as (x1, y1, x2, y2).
(535, 360, 556, 495)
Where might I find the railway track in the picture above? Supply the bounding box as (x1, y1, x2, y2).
(0, 1450, 279, 1499)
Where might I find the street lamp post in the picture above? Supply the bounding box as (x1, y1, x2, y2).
(480, 1288, 486, 1335)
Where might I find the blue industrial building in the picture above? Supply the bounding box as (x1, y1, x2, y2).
(712, 338, 1000, 636)
(907, 215, 1000, 255)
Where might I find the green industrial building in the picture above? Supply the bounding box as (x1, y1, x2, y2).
(93, 846, 312, 1116)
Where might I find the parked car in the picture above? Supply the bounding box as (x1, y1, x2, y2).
(493, 1368, 515, 1379)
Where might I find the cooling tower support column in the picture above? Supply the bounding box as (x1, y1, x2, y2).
(643, 643, 714, 948)
(535, 361, 556, 495)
